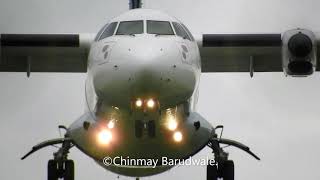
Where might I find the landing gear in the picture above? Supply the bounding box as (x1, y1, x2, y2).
(47, 159, 74, 180)
(220, 160, 234, 180)
(21, 125, 75, 180)
(207, 160, 234, 180)
(64, 160, 75, 180)
(206, 125, 260, 180)
(207, 161, 218, 180)
(48, 160, 58, 180)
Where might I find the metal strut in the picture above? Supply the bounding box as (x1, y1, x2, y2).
(21, 137, 73, 160)
(250, 56, 254, 78)
(212, 137, 260, 160)
(208, 128, 260, 161)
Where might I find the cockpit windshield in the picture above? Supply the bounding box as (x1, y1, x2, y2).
(172, 22, 192, 41)
(116, 21, 144, 35)
(147, 20, 174, 35)
(99, 22, 118, 40)
(95, 22, 118, 41)
(94, 20, 194, 41)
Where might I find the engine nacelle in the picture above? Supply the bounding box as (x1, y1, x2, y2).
(282, 29, 317, 76)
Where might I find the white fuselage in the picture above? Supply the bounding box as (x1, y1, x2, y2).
(68, 9, 213, 177)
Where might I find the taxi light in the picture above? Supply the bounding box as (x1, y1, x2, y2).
(97, 129, 112, 145)
(173, 131, 183, 142)
(135, 99, 143, 107)
(107, 120, 115, 129)
(167, 118, 178, 131)
(147, 99, 155, 108)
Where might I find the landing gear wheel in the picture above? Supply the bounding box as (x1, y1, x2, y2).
(206, 126, 260, 180)
(48, 160, 58, 180)
(207, 162, 218, 180)
(64, 160, 74, 180)
(21, 128, 76, 180)
(220, 160, 234, 180)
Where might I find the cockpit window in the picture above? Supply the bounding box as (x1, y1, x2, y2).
(172, 22, 191, 41)
(116, 21, 143, 35)
(99, 22, 118, 40)
(94, 24, 108, 41)
(147, 21, 174, 35)
(181, 23, 195, 41)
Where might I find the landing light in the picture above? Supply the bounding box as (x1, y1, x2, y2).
(135, 99, 143, 107)
(147, 99, 155, 108)
(173, 131, 183, 143)
(97, 129, 113, 145)
(167, 118, 178, 131)
(107, 120, 115, 129)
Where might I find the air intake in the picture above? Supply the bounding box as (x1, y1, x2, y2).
(288, 61, 313, 75)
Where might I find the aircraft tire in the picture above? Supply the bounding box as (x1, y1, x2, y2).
(48, 160, 58, 180)
(207, 162, 218, 180)
(64, 160, 74, 180)
(221, 160, 234, 180)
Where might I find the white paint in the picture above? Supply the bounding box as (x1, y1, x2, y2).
(1, 0, 320, 180)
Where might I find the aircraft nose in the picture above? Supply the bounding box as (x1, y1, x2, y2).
(93, 37, 197, 107)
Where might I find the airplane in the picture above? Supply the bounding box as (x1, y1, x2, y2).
(1, 0, 318, 179)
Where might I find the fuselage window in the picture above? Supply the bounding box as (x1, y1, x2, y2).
(181, 23, 195, 41)
(116, 21, 144, 35)
(94, 24, 108, 41)
(147, 20, 174, 35)
(99, 22, 118, 40)
(172, 22, 191, 41)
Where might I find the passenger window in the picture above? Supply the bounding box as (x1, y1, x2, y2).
(147, 21, 174, 35)
(172, 22, 191, 41)
(94, 24, 108, 41)
(99, 22, 118, 40)
(116, 21, 143, 35)
(181, 23, 195, 41)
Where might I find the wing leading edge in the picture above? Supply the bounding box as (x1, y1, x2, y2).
(0, 33, 94, 75)
(198, 30, 320, 76)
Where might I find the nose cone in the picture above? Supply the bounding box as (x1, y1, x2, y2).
(92, 36, 196, 108)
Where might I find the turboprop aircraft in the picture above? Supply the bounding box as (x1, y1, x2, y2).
(2, 0, 319, 180)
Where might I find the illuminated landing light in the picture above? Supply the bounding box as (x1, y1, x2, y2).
(167, 118, 178, 131)
(135, 99, 143, 107)
(97, 129, 112, 145)
(107, 120, 115, 129)
(173, 131, 183, 143)
(147, 99, 155, 108)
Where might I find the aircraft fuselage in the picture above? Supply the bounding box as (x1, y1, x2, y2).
(68, 9, 213, 177)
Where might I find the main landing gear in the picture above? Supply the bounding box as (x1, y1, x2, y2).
(21, 126, 75, 180)
(206, 125, 260, 180)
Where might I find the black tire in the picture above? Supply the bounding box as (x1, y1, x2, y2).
(64, 160, 74, 180)
(48, 160, 58, 180)
(207, 162, 218, 180)
(221, 160, 234, 180)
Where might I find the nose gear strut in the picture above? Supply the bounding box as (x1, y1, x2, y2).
(206, 125, 260, 180)
(21, 125, 75, 180)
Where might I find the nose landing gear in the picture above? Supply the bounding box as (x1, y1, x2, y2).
(48, 159, 74, 180)
(21, 125, 75, 180)
(207, 126, 260, 180)
(47, 139, 74, 180)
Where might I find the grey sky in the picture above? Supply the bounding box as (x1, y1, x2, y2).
(1, 0, 320, 180)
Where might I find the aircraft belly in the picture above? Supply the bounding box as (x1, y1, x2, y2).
(68, 111, 213, 177)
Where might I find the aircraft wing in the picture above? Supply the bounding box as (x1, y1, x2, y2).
(196, 29, 320, 76)
(0, 34, 95, 76)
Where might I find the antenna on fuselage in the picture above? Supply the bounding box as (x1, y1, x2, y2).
(129, 0, 142, 9)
